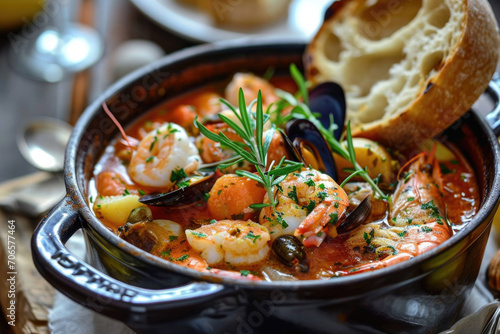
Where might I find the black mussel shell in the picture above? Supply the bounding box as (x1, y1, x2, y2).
(139, 172, 220, 207)
(272, 235, 309, 273)
(309, 82, 346, 141)
(337, 195, 372, 234)
(285, 119, 337, 180)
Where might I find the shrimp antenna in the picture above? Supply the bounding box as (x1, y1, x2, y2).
(396, 152, 426, 180)
(102, 102, 133, 148)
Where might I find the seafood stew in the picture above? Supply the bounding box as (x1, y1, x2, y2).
(89, 70, 480, 281)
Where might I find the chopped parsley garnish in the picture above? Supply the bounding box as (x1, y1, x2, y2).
(288, 186, 299, 204)
(190, 231, 207, 238)
(139, 189, 145, 196)
(305, 179, 315, 187)
(407, 197, 415, 202)
(244, 231, 261, 243)
(149, 136, 158, 151)
(146, 156, 154, 163)
(421, 226, 433, 233)
(317, 191, 328, 202)
(176, 254, 189, 262)
(169, 235, 178, 242)
(123, 189, 130, 196)
(209, 219, 217, 224)
(177, 180, 190, 188)
(305, 200, 316, 214)
(170, 168, 188, 184)
(363, 229, 375, 246)
(276, 184, 283, 194)
(450, 159, 460, 165)
(217, 190, 222, 196)
(329, 212, 338, 225)
(318, 183, 325, 190)
(421, 200, 443, 224)
(240, 270, 251, 276)
(89, 195, 93, 203)
(397, 230, 407, 237)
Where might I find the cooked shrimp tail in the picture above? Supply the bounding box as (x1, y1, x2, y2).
(338, 150, 452, 276)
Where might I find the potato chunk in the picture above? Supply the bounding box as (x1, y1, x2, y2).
(93, 195, 146, 229)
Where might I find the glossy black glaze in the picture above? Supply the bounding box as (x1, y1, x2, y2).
(32, 41, 500, 334)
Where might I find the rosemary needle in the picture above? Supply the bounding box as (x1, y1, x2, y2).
(195, 88, 303, 211)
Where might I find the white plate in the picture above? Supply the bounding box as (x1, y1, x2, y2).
(129, 0, 332, 43)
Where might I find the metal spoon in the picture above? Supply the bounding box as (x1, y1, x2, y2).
(17, 118, 72, 173)
(5, 118, 72, 216)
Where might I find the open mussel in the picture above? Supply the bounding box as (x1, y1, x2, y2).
(272, 235, 309, 273)
(309, 81, 346, 141)
(139, 171, 220, 207)
(337, 195, 372, 234)
(284, 119, 338, 180)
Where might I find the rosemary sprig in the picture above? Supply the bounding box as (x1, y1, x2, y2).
(195, 88, 303, 210)
(272, 64, 390, 201)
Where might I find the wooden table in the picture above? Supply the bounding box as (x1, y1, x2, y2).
(1, 0, 500, 332)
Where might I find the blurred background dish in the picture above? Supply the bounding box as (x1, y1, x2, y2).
(129, 0, 332, 42)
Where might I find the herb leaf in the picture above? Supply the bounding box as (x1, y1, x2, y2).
(195, 88, 303, 214)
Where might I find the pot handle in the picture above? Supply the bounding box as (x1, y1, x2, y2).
(32, 198, 230, 322)
(486, 78, 500, 136)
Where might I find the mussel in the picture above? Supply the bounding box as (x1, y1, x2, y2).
(139, 171, 220, 207)
(284, 119, 338, 180)
(272, 235, 309, 273)
(337, 195, 372, 234)
(309, 81, 346, 141)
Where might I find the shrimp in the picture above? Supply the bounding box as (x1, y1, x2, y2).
(185, 220, 271, 266)
(335, 150, 453, 276)
(225, 73, 279, 109)
(207, 174, 266, 221)
(259, 168, 349, 247)
(129, 122, 201, 188)
(121, 219, 261, 280)
(176, 253, 261, 281)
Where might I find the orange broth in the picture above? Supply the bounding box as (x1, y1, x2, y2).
(89, 78, 480, 280)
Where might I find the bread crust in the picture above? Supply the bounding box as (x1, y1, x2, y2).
(305, 0, 500, 150)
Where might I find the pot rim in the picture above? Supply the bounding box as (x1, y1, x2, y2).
(65, 38, 500, 290)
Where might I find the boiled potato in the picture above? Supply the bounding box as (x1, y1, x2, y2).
(419, 139, 456, 162)
(334, 138, 396, 186)
(93, 195, 146, 229)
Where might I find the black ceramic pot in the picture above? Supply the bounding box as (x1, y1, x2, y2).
(32, 40, 500, 334)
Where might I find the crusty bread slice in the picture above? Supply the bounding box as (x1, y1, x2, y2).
(305, 0, 499, 150)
